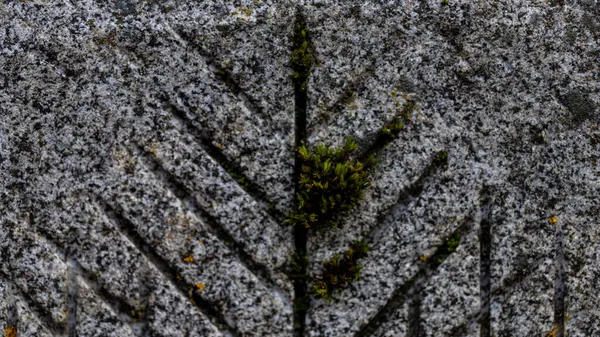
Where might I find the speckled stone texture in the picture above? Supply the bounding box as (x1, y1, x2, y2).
(1, 0, 599, 336)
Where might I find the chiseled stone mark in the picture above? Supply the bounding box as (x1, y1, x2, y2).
(309, 66, 375, 129)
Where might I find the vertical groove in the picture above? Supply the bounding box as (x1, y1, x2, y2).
(292, 8, 311, 337)
(554, 218, 566, 337)
(479, 187, 492, 337)
(67, 265, 79, 337)
(406, 286, 422, 337)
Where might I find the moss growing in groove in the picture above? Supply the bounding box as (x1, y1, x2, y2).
(434, 232, 461, 264)
(285, 137, 376, 230)
(311, 241, 370, 301)
(291, 23, 313, 92)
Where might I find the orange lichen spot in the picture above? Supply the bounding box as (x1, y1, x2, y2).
(149, 146, 158, 154)
(199, 240, 204, 245)
(546, 326, 558, 337)
(548, 216, 558, 224)
(419, 255, 428, 263)
(6, 326, 16, 337)
(217, 143, 223, 149)
(195, 283, 206, 291)
(183, 255, 195, 263)
(62, 310, 68, 317)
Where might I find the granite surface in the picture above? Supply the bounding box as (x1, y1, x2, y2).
(1, 0, 599, 336)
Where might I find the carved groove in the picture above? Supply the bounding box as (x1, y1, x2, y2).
(356, 217, 473, 337)
(554, 218, 566, 337)
(165, 25, 265, 120)
(134, 144, 285, 296)
(67, 264, 79, 337)
(166, 104, 286, 222)
(0, 271, 64, 336)
(99, 201, 239, 337)
(479, 188, 492, 337)
(292, 8, 310, 337)
(366, 151, 449, 245)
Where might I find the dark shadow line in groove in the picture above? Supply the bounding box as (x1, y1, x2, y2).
(68, 258, 152, 336)
(167, 104, 286, 223)
(67, 265, 79, 337)
(98, 200, 240, 337)
(0, 271, 64, 336)
(355, 217, 473, 337)
(359, 125, 443, 167)
(406, 285, 423, 337)
(479, 187, 492, 337)
(24, 218, 142, 336)
(554, 219, 566, 337)
(133, 144, 286, 298)
(366, 150, 449, 244)
(169, 28, 264, 118)
(292, 8, 310, 337)
(446, 255, 550, 337)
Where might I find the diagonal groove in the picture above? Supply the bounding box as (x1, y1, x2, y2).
(166, 104, 286, 222)
(366, 150, 449, 244)
(355, 216, 473, 337)
(25, 215, 141, 335)
(0, 271, 64, 336)
(447, 254, 550, 336)
(309, 67, 374, 128)
(97, 200, 239, 337)
(163, 23, 265, 119)
(479, 187, 492, 337)
(66, 258, 149, 336)
(132, 144, 287, 299)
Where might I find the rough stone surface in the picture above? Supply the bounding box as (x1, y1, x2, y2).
(1, 0, 599, 336)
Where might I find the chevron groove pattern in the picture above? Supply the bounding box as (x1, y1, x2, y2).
(2, 1, 596, 337)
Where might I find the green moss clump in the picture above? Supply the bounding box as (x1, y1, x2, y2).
(291, 24, 313, 91)
(434, 151, 448, 164)
(311, 241, 369, 301)
(285, 137, 375, 230)
(435, 232, 461, 264)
